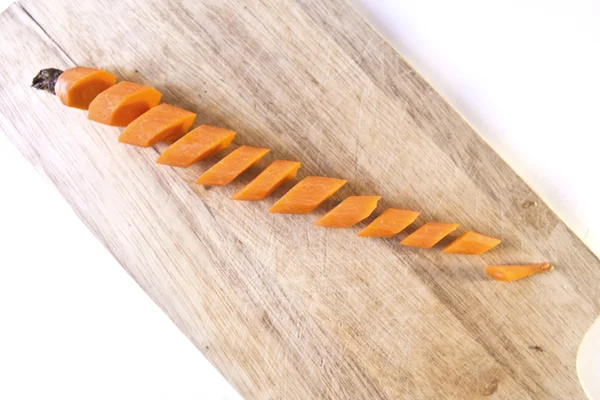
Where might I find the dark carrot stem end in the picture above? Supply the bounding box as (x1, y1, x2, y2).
(31, 68, 63, 94)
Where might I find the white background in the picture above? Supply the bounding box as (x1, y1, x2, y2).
(1, 0, 599, 399)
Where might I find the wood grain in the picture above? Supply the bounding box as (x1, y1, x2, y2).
(1, 1, 599, 398)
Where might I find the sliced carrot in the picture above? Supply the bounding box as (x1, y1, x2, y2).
(400, 222, 459, 248)
(118, 104, 195, 147)
(358, 208, 420, 237)
(195, 146, 269, 186)
(443, 231, 501, 255)
(485, 263, 553, 282)
(269, 176, 347, 214)
(88, 81, 162, 127)
(157, 125, 236, 168)
(231, 160, 301, 201)
(316, 196, 381, 228)
(55, 67, 116, 110)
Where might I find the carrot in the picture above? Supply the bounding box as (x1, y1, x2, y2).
(400, 222, 459, 248)
(54, 67, 116, 110)
(31, 68, 64, 94)
(156, 125, 236, 168)
(195, 146, 269, 186)
(231, 160, 300, 201)
(443, 231, 501, 255)
(316, 196, 381, 228)
(88, 81, 162, 127)
(357, 209, 420, 237)
(485, 263, 553, 282)
(118, 104, 195, 147)
(269, 176, 347, 214)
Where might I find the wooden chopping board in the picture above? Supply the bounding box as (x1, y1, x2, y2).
(1, 0, 599, 398)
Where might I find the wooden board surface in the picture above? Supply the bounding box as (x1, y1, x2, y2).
(1, 1, 599, 398)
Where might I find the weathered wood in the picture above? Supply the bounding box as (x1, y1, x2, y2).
(1, 1, 598, 398)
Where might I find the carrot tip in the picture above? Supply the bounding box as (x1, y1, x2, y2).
(485, 263, 553, 282)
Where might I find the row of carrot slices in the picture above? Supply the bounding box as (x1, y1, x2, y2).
(43, 66, 553, 282)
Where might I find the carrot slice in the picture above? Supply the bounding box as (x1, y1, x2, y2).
(269, 176, 347, 214)
(118, 104, 195, 147)
(443, 231, 501, 255)
(88, 81, 162, 127)
(55, 67, 116, 110)
(358, 208, 420, 237)
(231, 160, 301, 201)
(400, 222, 459, 248)
(156, 125, 236, 168)
(485, 263, 553, 282)
(316, 196, 381, 228)
(195, 146, 269, 186)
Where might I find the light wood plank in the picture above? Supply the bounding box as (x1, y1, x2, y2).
(1, 1, 598, 398)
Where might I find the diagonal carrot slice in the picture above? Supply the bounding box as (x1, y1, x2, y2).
(55, 67, 116, 110)
(157, 125, 236, 168)
(118, 104, 196, 147)
(231, 160, 301, 201)
(88, 81, 162, 127)
(400, 222, 459, 248)
(316, 196, 381, 228)
(269, 176, 347, 214)
(358, 208, 420, 237)
(485, 263, 553, 282)
(443, 231, 501, 255)
(195, 146, 269, 186)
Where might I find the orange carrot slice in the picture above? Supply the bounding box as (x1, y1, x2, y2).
(88, 81, 162, 127)
(316, 196, 381, 228)
(55, 67, 116, 110)
(195, 146, 269, 186)
(118, 104, 195, 147)
(231, 160, 301, 201)
(269, 176, 347, 214)
(400, 222, 459, 248)
(485, 263, 553, 282)
(157, 125, 236, 168)
(443, 231, 501, 255)
(358, 208, 420, 237)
